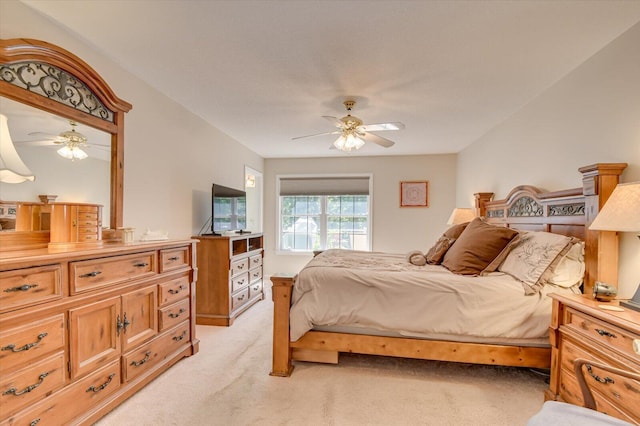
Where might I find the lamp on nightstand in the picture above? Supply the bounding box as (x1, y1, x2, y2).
(589, 181, 640, 312)
(446, 208, 476, 225)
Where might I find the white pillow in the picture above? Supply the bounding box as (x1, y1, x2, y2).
(498, 231, 572, 290)
(548, 241, 585, 288)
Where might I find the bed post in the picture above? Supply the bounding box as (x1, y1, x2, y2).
(474, 192, 494, 217)
(578, 163, 627, 296)
(270, 274, 295, 377)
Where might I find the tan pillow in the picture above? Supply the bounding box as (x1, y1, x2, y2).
(425, 236, 455, 265)
(443, 222, 469, 239)
(406, 250, 427, 266)
(442, 218, 519, 275)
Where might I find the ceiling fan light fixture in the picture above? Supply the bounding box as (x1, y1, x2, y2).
(333, 132, 365, 152)
(57, 145, 88, 161)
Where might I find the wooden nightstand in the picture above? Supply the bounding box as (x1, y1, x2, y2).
(546, 293, 640, 424)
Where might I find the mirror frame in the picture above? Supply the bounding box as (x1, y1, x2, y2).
(0, 38, 132, 247)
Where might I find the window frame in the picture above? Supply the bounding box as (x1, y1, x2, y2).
(276, 173, 373, 255)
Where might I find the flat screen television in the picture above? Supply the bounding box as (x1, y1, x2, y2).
(211, 184, 247, 235)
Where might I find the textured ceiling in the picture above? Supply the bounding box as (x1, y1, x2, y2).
(21, 0, 640, 158)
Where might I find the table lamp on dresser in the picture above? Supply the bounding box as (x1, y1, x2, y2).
(589, 181, 640, 312)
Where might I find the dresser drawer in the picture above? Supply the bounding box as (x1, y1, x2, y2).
(70, 251, 157, 294)
(231, 288, 250, 311)
(230, 258, 249, 277)
(3, 359, 122, 426)
(565, 308, 640, 361)
(0, 265, 62, 313)
(0, 351, 65, 417)
(122, 321, 190, 382)
(158, 274, 190, 307)
(249, 280, 263, 299)
(159, 298, 190, 331)
(249, 267, 262, 284)
(249, 253, 262, 269)
(159, 246, 190, 273)
(231, 272, 249, 293)
(578, 361, 640, 421)
(0, 314, 65, 371)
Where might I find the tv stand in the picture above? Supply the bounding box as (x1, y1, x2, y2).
(193, 233, 264, 326)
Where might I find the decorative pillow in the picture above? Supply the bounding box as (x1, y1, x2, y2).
(442, 222, 469, 239)
(406, 250, 427, 266)
(481, 233, 523, 274)
(442, 218, 519, 275)
(498, 231, 573, 293)
(545, 241, 585, 288)
(425, 236, 455, 264)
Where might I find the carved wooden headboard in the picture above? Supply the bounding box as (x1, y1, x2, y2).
(473, 163, 627, 296)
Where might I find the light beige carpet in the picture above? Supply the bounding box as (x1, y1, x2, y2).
(96, 290, 549, 426)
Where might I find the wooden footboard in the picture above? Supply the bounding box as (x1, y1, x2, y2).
(270, 274, 295, 376)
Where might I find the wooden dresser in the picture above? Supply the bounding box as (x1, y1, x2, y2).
(194, 233, 264, 326)
(0, 239, 199, 426)
(546, 293, 640, 424)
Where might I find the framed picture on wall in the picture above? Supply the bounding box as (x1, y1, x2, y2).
(400, 181, 429, 207)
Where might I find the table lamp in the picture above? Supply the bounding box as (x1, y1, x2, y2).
(589, 181, 640, 312)
(446, 208, 475, 225)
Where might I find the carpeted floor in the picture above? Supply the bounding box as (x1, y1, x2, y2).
(96, 288, 549, 426)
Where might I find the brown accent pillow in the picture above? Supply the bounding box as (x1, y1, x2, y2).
(481, 233, 523, 274)
(425, 236, 455, 265)
(442, 218, 519, 275)
(443, 222, 469, 239)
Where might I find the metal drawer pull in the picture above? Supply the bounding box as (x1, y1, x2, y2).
(133, 262, 149, 268)
(586, 364, 614, 384)
(79, 271, 101, 278)
(168, 285, 185, 294)
(595, 328, 617, 338)
(168, 308, 186, 318)
(3, 372, 49, 396)
(2, 332, 48, 352)
(238, 294, 246, 301)
(4, 284, 38, 292)
(172, 331, 187, 342)
(30, 419, 40, 426)
(130, 351, 151, 367)
(116, 313, 131, 336)
(86, 373, 115, 393)
(237, 279, 245, 285)
(168, 256, 180, 261)
(237, 264, 245, 270)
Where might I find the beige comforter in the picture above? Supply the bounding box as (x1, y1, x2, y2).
(290, 249, 576, 342)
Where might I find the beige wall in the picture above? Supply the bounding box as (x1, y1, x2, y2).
(1, 1, 264, 240)
(264, 155, 457, 275)
(457, 22, 640, 298)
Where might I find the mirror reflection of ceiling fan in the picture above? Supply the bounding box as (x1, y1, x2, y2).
(17, 121, 110, 161)
(292, 100, 405, 152)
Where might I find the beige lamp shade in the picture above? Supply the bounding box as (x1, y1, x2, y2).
(589, 182, 640, 233)
(447, 208, 475, 225)
(0, 114, 35, 183)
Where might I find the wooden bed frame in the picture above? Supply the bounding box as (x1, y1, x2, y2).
(270, 163, 628, 377)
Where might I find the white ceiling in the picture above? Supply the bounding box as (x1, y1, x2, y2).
(21, 0, 640, 158)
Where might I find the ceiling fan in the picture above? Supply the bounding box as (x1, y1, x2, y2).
(292, 100, 405, 152)
(18, 121, 109, 161)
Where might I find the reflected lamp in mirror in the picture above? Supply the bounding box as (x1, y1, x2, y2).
(57, 145, 88, 160)
(447, 208, 475, 225)
(0, 114, 35, 183)
(589, 181, 640, 312)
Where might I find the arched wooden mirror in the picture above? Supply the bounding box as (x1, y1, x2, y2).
(0, 38, 131, 250)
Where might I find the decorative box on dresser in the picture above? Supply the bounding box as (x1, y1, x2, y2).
(194, 233, 264, 326)
(0, 240, 199, 426)
(546, 293, 640, 424)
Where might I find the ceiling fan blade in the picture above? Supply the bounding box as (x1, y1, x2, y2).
(292, 130, 341, 141)
(359, 122, 405, 132)
(322, 116, 346, 128)
(361, 132, 395, 148)
(14, 139, 58, 146)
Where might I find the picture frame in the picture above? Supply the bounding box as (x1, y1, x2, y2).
(400, 181, 429, 207)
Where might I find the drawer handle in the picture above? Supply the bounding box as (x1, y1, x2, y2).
(168, 256, 180, 261)
(237, 264, 245, 270)
(86, 373, 115, 393)
(30, 419, 40, 426)
(130, 351, 151, 367)
(238, 294, 246, 301)
(3, 372, 49, 396)
(172, 331, 187, 342)
(237, 279, 245, 286)
(595, 328, 617, 338)
(2, 332, 48, 352)
(168, 308, 186, 318)
(586, 364, 614, 385)
(253, 272, 260, 278)
(133, 262, 149, 268)
(168, 285, 185, 295)
(4, 283, 38, 292)
(79, 271, 102, 278)
(252, 285, 260, 291)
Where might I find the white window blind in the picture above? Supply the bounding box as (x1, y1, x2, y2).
(279, 176, 370, 196)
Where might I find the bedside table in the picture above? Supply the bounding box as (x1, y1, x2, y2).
(546, 293, 640, 424)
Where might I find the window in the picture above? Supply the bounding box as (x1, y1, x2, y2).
(278, 175, 372, 253)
